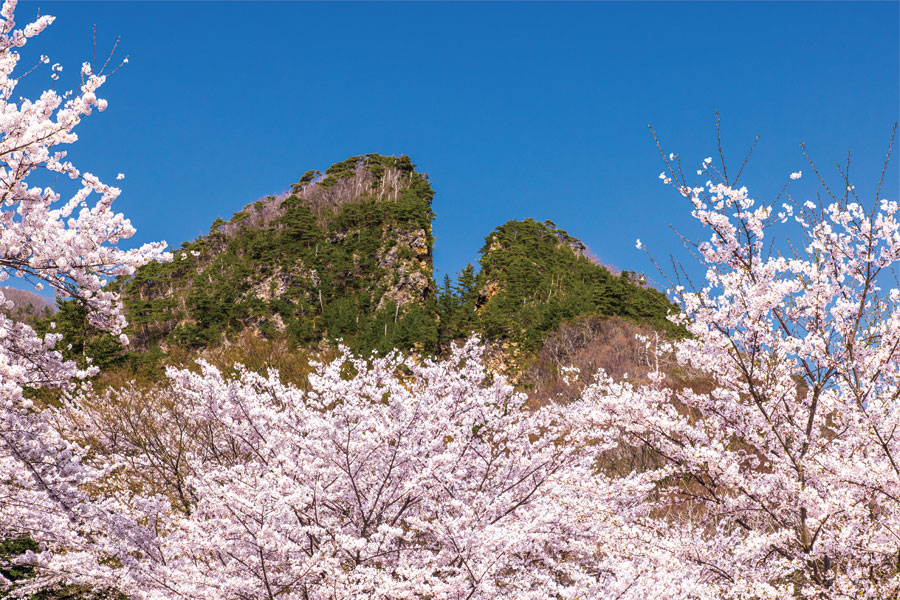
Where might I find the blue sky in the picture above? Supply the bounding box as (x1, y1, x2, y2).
(11, 1, 900, 291)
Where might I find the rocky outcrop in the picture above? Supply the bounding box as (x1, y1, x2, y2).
(376, 226, 431, 310)
(115, 154, 438, 353)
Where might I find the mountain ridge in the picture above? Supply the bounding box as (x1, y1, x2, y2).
(43, 153, 679, 378)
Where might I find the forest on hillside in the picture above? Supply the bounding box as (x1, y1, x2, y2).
(34, 154, 677, 387)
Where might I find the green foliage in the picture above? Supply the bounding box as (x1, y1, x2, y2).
(33, 300, 125, 371)
(0, 537, 38, 587)
(435, 263, 479, 351)
(468, 219, 679, 351)
(114, 154, 438, 357)
(297, 169, 320, 186)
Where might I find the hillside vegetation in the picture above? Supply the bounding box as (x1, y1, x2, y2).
(43, 154, 678, 379)
(116, 154, 437, 355)
(438, 218, 677, 355)
(0, 287, 54, 324)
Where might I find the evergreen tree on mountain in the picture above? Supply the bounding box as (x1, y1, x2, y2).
(436, 263, 479, 351)
(475, 218, 677, 351)
(42, 160, 677, 377)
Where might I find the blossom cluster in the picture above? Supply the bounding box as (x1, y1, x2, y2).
(613, 147, 900, 598)
(0, 1, 167, 593)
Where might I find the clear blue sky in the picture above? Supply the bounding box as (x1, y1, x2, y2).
(13, 1, 900, 290)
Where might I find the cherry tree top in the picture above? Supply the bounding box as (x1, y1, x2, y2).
(603, 125, 900, 598)
(0, 0, 168, 402)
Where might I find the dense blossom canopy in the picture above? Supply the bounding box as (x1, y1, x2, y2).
(77, 339, 688, 600)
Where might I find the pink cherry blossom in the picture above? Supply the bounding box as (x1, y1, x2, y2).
(588, 141, 900, 598)
(0, 2, 167, 594)
(70, 339, 695, 600)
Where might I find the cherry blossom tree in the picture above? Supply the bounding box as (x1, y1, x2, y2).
(587, 126, 900, 598)
(74, 338, 697, 600)
(0, 0, 167, 594)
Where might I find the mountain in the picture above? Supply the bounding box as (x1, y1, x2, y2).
(45, 153, 679, 377)
(0, 287, 54, 324)
(434, 218, 679, 369)
(474, 218, 677, 349)
(115, 154, 438, 355)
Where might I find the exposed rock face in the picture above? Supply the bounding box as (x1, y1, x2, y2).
(115, 154, 437, 353)
(249, 274, 288, 302)
(376, 226, 431, 310)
